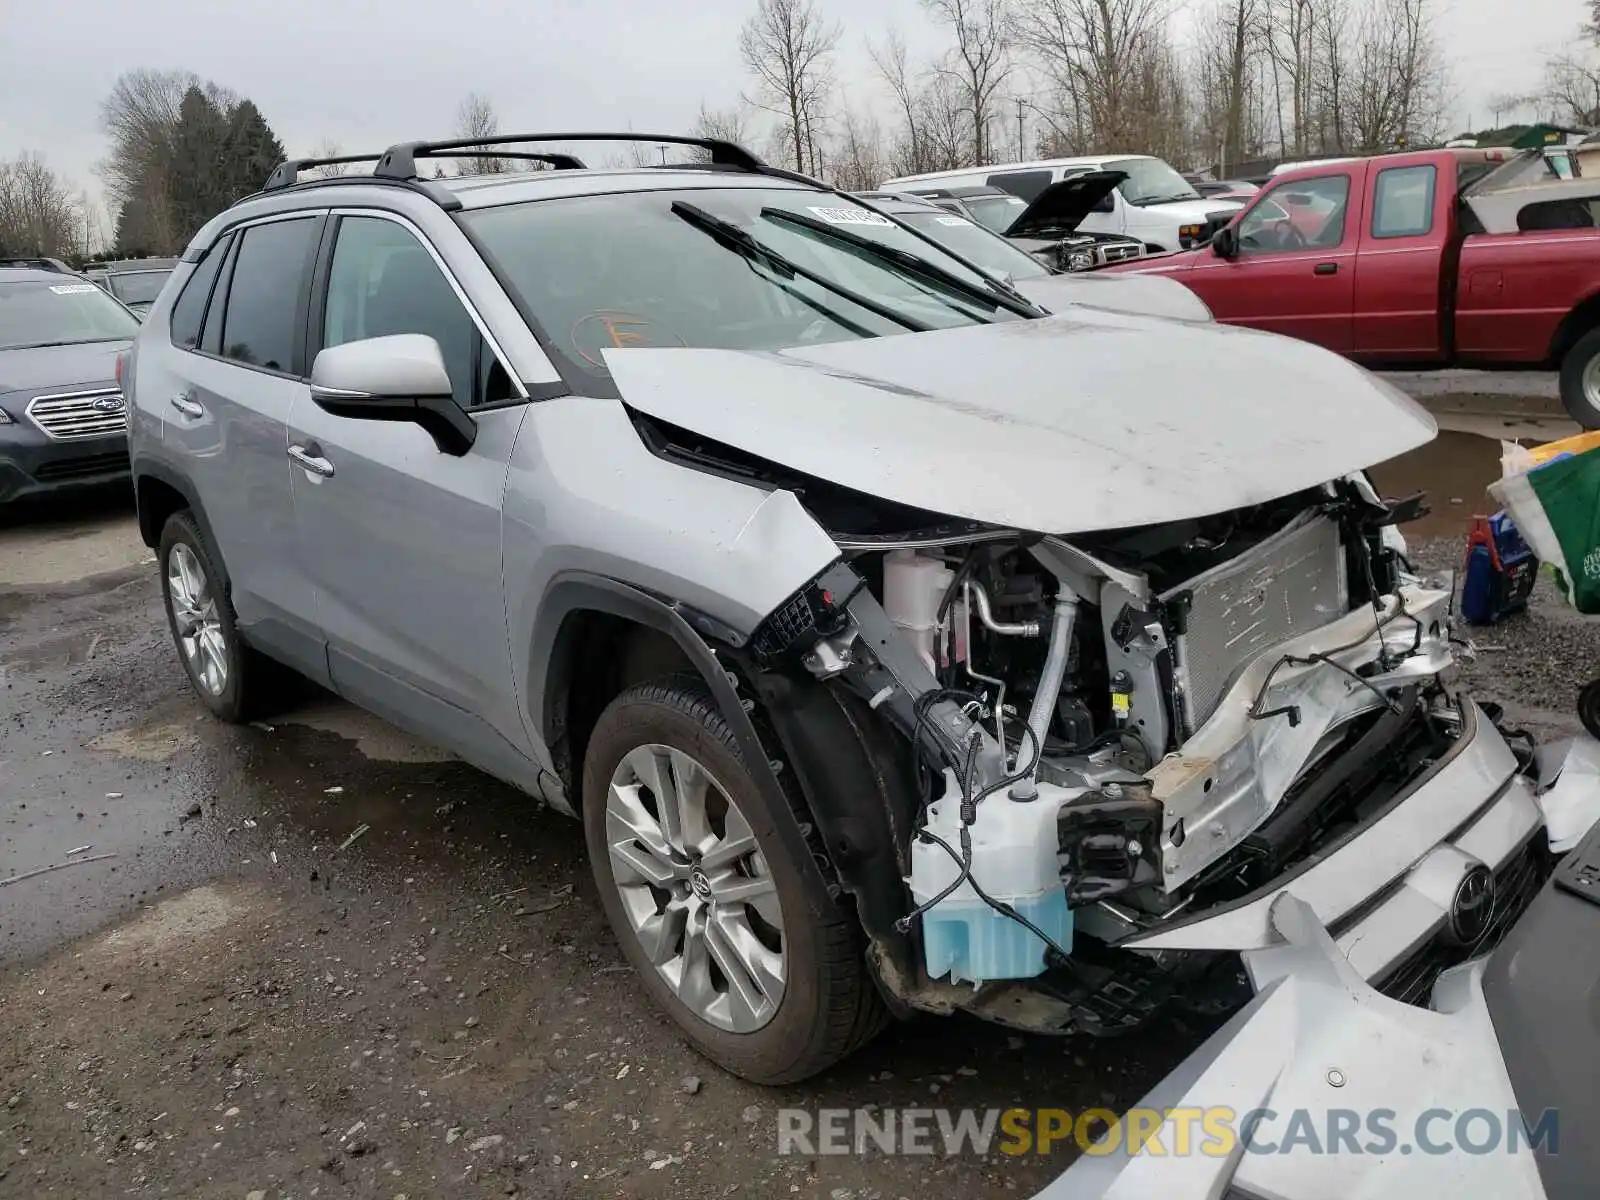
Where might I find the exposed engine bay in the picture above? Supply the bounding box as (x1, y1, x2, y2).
(726, 448, 1476, 1034)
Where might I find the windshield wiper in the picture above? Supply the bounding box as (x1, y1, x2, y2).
(1136, 193, 1203, 205)
(8, 338, 125, 350)
(670, 201, 930, 334)
(759, 207, 1042, 319)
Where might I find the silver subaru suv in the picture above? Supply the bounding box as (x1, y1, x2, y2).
(126, 133, 1600, 1093)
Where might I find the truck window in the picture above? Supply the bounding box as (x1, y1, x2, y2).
(1237, 175, 1350, 253)
(1371, 165, 1436, 238)
(985, 170, 1053, 201)
(1517, 196, 1599, 231)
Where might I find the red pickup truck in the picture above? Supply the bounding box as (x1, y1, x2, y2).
(1105, 147, 1600, 426)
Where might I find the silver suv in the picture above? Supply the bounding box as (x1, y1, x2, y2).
(126, 133, 1600, 1087)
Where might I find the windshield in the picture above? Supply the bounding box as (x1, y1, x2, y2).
(893, 210, 1050, 281)
(108, 270, 171, 306)
(1106, 158, 1201, 205)
(960, 193, 1029, 233)
(0, 279, 140, 351)
(463, 186, 1027, 396)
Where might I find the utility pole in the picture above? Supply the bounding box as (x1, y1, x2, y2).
(1016, 97, 1026, 160)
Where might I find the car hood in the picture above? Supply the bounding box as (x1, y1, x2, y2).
(1133, 196, 1244, 223)
(604, 311, 1435, 535)
(0, 341, 127, 398)
(1004, 171, 1125, 238)
(1010, 273, 1214, 323)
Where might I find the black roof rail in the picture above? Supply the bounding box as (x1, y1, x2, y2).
(263, 153, 388, 191)
(372, 133, 768, 181)
(0, 256, 75, 273)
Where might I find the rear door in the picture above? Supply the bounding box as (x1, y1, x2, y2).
(1182, 167, 1363, 353)
(1352, 161, 1448, 359)
(159, 213, 330, 683)
(285, 210, 539, 785)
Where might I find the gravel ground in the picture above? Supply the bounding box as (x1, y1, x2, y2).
(2, 467, 1596, 1199)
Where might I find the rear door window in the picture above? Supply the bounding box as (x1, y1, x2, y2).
(985, 170, 1053, 201)
(1371, 165, 1436, 238)
(169, 237, 230, 350)
(216, 217, 321, 374)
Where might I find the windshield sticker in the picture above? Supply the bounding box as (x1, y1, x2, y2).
(806, 206, 894, 227)
(934, 216, 970, 226)
(49, 283, 100, 295)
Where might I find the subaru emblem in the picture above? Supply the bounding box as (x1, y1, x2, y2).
(93, 396, 125, 413)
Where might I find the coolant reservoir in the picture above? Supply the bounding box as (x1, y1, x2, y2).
(908, 772, 1078, 986)
(883, 550, 954, 673)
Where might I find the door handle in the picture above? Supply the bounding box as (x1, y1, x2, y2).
(170, 393, 204, 418)
(1314, 262, 1338, 276)
(287, 443, 335, 478)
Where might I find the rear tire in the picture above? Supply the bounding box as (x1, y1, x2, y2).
(1557, 327, 1600, 428)
(1578, 679, 1600, 743)
(582, 674, 884, 1084)
(157, 510, 292, 723)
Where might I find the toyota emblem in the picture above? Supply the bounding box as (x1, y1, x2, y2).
(1448, 864, 1496, 945)
(93, 396, 126, 413)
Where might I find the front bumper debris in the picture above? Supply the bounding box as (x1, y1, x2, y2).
(1034, 779, 1600, 1200)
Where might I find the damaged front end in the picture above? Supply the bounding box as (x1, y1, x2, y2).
(722, 469, 1599, 1039)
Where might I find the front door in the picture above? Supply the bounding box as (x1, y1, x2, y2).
(1182, 172, 1360, 353)
(285, 212, 537, 786)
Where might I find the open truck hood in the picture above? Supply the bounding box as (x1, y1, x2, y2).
(604, 311, 1435, 535)
(1004, 170, 1125, 238)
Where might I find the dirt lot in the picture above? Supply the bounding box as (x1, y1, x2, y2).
(3, 408, 1598, 1199)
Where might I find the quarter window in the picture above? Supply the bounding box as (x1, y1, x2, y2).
(1371, 165, 1436, 239)
(321, 216, 481, 408)
(217, 218, 320, 373)
(984, 170, 1053, 201)
(168, 237, 230, 350)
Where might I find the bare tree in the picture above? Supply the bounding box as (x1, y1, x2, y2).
(100, 69, 237, 254)
(693, 103, 754, 148)
(1545, 52, 1600, 125)
(830, 109, 890, 189)
(1014, 0, 1174, 152)
(739, 0, 840, 174)
(922, 0, 1013, 163)
(454, 92, 508, 175)
(1192, 0, 1268, 170)
(1344, 0, 1448, 151)
(304, 138, 353, 178)
(0, 154, 84, 257)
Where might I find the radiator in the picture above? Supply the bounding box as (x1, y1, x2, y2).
(1163, 515, 1349, 734)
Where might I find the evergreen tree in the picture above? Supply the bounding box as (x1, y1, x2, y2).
(224, 100, 286, 202)
(170, 86, 231, 239)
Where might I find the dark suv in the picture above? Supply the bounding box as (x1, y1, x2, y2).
(0, 259, 139, 503)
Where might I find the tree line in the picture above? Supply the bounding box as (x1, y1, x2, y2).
(725, 0, 1463, 189)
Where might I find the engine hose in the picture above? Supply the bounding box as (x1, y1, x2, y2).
(1012, 593, 1078, 800)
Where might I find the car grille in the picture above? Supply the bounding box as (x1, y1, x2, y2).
(33, 451, 130, 481)
(26, 389, 127, 440)
(1164, 515, 1348, 733)
(1099, 243, 1143, 264)
(1376, 838, 1554, 1006)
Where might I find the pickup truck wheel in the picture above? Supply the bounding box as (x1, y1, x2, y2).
(582, 675, 885, 1084)
(1558, 328, 1600, 428)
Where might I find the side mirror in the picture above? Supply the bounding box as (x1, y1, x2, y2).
(309, 334, 476, 456)
(1211, 225, 1239, 259)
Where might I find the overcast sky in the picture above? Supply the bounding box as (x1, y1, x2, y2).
(0, 0, 1583, 223)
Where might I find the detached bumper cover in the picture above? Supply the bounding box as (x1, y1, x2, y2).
(1037, 815, 1600, 1200)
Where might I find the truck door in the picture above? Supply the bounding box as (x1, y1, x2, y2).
(1352, 162, 1448, 359)
(1181, 168, 1360, 353)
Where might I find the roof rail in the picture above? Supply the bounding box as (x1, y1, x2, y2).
(0, 257, 75, 274)
(263, 153, 388, 191)
(372, 133, 768, 181)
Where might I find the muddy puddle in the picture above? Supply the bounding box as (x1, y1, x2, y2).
(1369, 416, 1579, 541)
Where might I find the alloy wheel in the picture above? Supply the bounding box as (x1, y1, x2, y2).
(604, 743, 786, 1033)
(167, 542, 228, 696)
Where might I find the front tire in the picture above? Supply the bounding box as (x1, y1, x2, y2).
(582, 675, 884, 1083)
(157, 511, 288, 723)
(1558, 327, 1600, 428)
